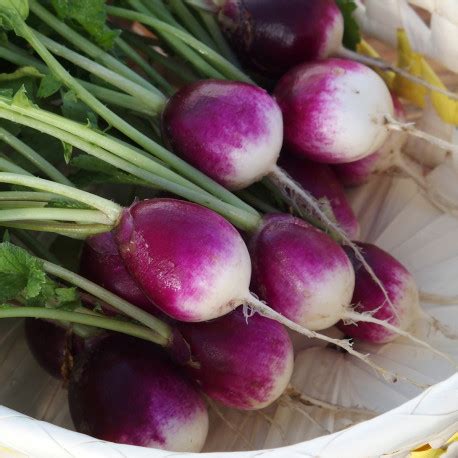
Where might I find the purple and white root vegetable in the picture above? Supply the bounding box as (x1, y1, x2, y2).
(69, 334, 209, 452)
(250, 213, 355, 331)
(177, 308, 294, 410)
(279, 154, 360, 239)
(114, 198, 252, 322)
(80, 232, 158, 315)
(337, 242, 418, 343)
(274, 58, 394, 164)
(218, 0, 343, 76)
(333, 93, 408, 187)
(25, 318, 85, 379)
(162, 79, 282, 191)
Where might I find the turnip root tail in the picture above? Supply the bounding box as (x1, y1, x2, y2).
(342, 310, 458, 369)
(416, 293, 458, 340)
(386, 115, 458, 155)
(284, 386, 377, 417)
(267, 165, 399, 321)
(337, 47, 458, 101)
(244, 294, 425, 387)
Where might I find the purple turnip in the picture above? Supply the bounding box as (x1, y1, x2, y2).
(279, 154, 360, 239)
(69, 334, 209, 452)
(79, 232, 158, 315)
(25, 318, 85, 379)
(177, 308, 294, 410)
(274, 58, 394, 164)
(218, 0, 344, 76)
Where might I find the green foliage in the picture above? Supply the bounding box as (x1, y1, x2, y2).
(51, 0, 118, 50)
(37, 73, 61, 98)
(0, 0, 29, 30)
(61, 90, 98, 126)
(0, 241, 81, 309)
(335, 0, 361, 50)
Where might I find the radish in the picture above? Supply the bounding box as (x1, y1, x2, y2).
(162, 79, 282, 190)
(250, 213, 355, 331)
(274, 58, 394, 164)
(249, 214, 457, 367)
(333, 93, 408, 187)
(80, 232, 158, 316)
(177, 307, 294, 410)
(69, 334, 209, 452)
(337, 242, 419, 344)
(217, 0, 343, 76)
(279, 154, 360, 239)
(25, 318, 85, 379)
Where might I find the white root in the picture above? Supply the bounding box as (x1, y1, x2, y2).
(205, 396, 254, 448)
(341, 310, 458, 369)
(267, 165, 400, 321)
(280, 395, 331, 433)
(284, 386, 377, 417)
(244, 295, 427, 388)
(337, 47, 458, 101)
(386, 115, 458, 155)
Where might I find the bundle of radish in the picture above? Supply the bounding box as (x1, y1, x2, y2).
(0, 0, 455, 453)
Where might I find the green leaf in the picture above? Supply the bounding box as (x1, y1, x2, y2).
(37, 73, 62, 98)
(336, 0, 361, 50)
(46, 198, 91, 210)
(0, 66, 43, 82)
(11, 85, 34, 108)
(2, 229, 9, 242)
(0, 0, 29, 30)
(71, 154, 118, 175)
(62, 141, 73, 164)
(61, 90, 98, 126)
(51, 0, 119, 50)
(0, 242, 47, 302)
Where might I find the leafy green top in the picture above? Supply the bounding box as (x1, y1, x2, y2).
(0, 242, 80, 309)
(51, 0, 118, 50)
(336, 0, 361, 50)
(0, 0, 29, 30)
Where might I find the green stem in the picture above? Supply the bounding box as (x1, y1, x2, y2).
(0, 201, 47, 209)
(0, 306, 167, 346)
(35, 31, 166, 113)
(110, 4, 251, 83)
(123, 32, 198, 84)
(140, 0, 184, 28)
(0, 107, 259, 230)
(0, 155, 32, 175)
(115, 37, 174, 96)
(236, 190, 280, 214)
(0, 127, 73, 186)
(0, 207, 113, 225)
(0, 191, 57, 201)
(29, 0, 159, 94)
(0, 221, 110, 238)
(9, 11, 255, 216)
(11, 229, 60, 264)
(0, 173, 121, 221)
(43, 260, 172, 342)
(169, 0, 216, 48)
(198, 9, 240, 66)
(129, 0, 226, 79)
(0, 44, 152, 116)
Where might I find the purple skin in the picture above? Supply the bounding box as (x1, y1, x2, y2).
(338, 243, 418, 344)
(69, 334, 208, 451)
(249, 214, 355, 331)
(218, 0, 343, 76)
(25, 319, 85, 379)
(274, 58, 393, 163)
(114, 198, 252, 322)
(79, 232, 158, 316)
(333, 93, 407, 186)
(177, 307, 294, 410)
(162, 79, 282, 190)
(280, 154, 360, 239)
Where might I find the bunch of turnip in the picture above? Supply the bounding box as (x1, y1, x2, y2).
(0, 0, 456, 453)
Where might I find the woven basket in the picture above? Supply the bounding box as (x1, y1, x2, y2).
(0, 1, 457, 456)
